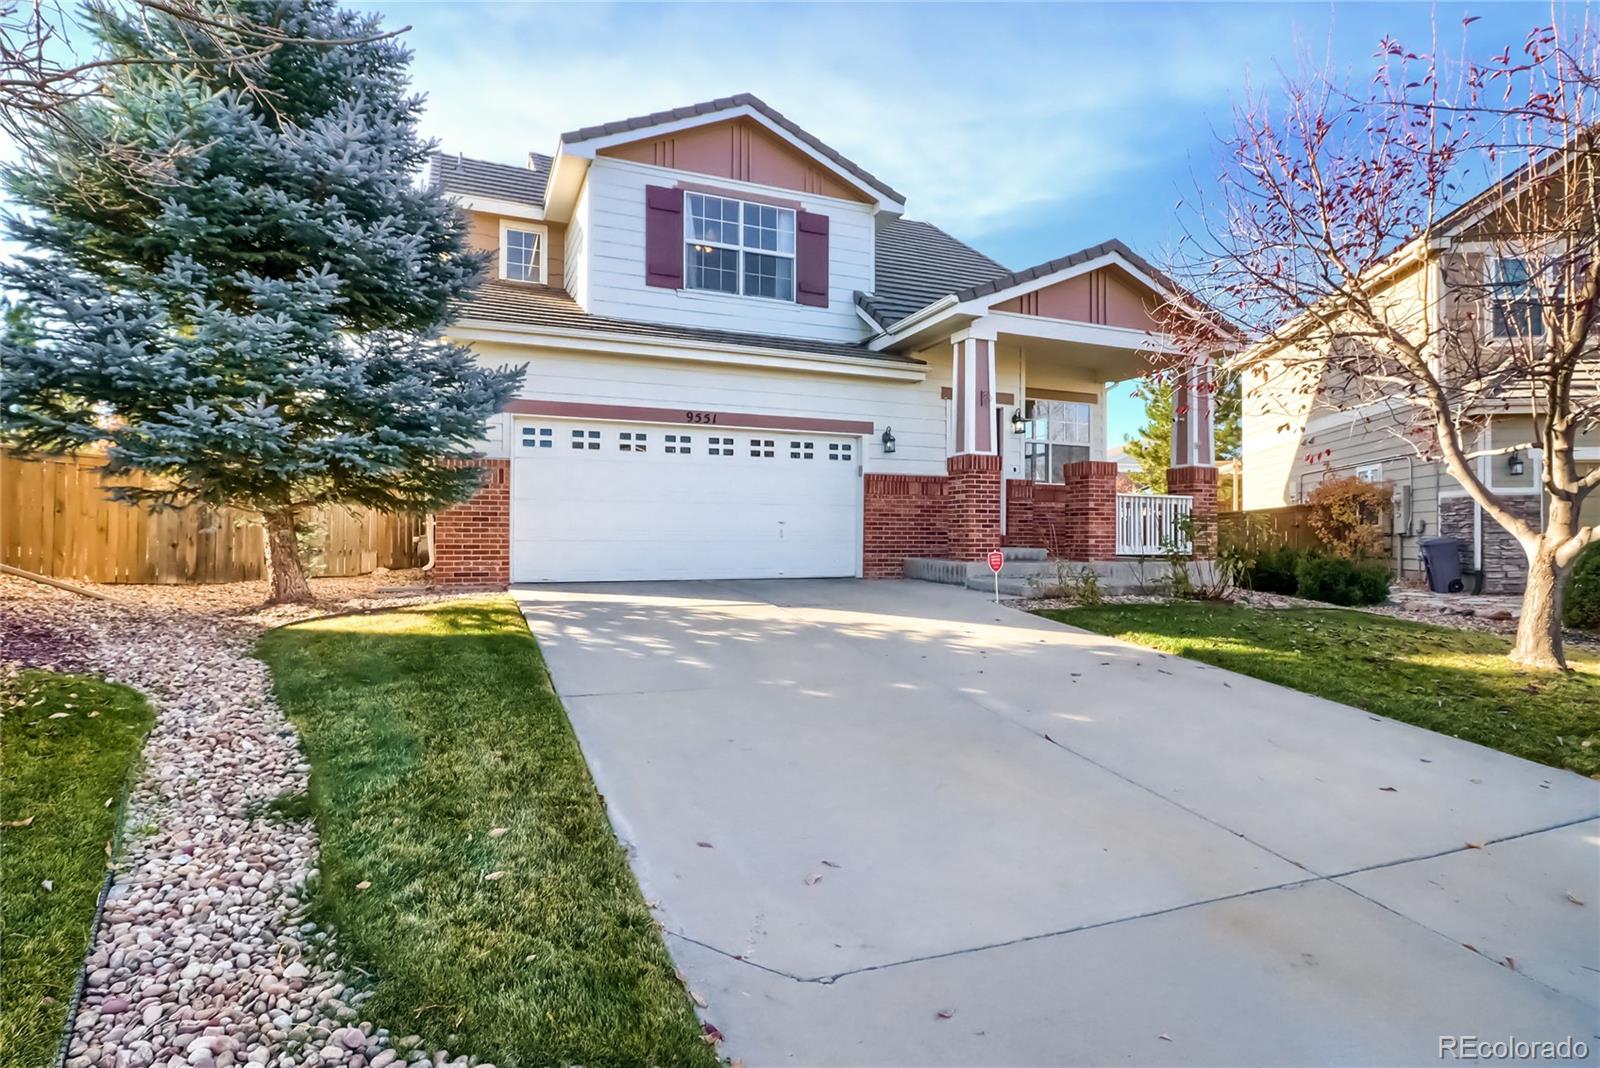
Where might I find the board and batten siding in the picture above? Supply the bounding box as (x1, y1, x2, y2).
(464, 340, 948, 477)
(578, 157, 876, 343)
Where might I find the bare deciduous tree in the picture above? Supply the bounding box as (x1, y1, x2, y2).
(1167, 20, 1599, 670)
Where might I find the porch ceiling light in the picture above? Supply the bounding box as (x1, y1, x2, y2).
(1507, 449, 1525, 477)
(881, 426, 896, 454)
(1010, 408, 1027, 435)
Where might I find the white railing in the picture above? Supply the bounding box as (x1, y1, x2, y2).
(1116, 493, 1193, 556)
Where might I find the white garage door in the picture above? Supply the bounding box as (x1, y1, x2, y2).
(510, 419, 861, 582)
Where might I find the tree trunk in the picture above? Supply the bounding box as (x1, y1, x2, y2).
(263, 510, 314, 604)
(1510, 545, 1565, 671)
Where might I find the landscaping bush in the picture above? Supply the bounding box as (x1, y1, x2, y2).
(1565, 543, 1600, 630)
(1294, 553, 1392, 606)
(1246, 545, 1305, 595)
(1306, 475, 1392, 559)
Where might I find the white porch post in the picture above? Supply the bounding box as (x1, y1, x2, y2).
(950, 326, 998, 456)
(1171, 360, 1215, 467)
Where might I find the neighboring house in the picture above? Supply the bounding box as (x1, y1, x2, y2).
(1239, 160, 1600, 593)
(1106, 445, 1144, 494)
(427, 94, 1219, 587)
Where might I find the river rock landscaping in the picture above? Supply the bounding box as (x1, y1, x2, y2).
(0, 574, 487, 1068)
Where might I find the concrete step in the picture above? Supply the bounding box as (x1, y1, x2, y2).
(906, 556, 1201, 598)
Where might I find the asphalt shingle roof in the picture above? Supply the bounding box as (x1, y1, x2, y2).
(430, 152, 551, 205)
(453, 280, 922, 365)
(856, 218, 1012, 329)
(560, 93, 906, 206)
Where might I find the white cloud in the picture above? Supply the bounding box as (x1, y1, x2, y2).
(383, 1, 1281, 242)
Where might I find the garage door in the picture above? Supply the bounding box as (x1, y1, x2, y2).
(510, 419, 861, 582)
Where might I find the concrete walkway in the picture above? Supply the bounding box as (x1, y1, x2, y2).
(513, 580, 1600, 1066)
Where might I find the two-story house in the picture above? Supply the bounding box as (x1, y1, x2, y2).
(426, 95, 1219, 588)
(1239, 164, 1600, 595)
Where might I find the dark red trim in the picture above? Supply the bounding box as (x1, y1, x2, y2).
(796, 210, 830, 307)
(676, 180, 803, 210)
(644, 185, 683, 289)
(505, 399, 873, 435)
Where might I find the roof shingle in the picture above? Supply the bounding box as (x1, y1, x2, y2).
(453, 280, 922, 365)
(430, 152, 551, 205)
(857, 218, 1011, 329)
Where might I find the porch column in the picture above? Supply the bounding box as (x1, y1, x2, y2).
(1168, 360, 1219, 558)
(946, 327, 1002, 559)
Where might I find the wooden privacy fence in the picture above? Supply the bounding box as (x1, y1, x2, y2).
(2, 450, 425, 584)
(1218, 504, 1325, 553)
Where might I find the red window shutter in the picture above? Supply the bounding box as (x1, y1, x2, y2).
(796, 210, 829, 307)
(644, 185, 683, 289)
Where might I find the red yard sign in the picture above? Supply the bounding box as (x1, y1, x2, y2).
(987, 551, 1005, 573)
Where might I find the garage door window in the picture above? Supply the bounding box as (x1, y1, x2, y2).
(750, 438, 775, 458)
(789, 441, 815, 459)
(827, 442, 853, 461)
(708, 436, 734, 456)
(521, 426, 554, 449)
(664, 433, 692, 454)
(618, 431, 648, 453)
(571, 429, 601, 450)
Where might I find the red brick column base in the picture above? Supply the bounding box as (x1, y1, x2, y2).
(863, 473, 949, 578)
(1057, 461, 1119, 560)
(1167, 465, 1219, 560)
(430, 459, 510, 590)
(945, 453, 1003, 560)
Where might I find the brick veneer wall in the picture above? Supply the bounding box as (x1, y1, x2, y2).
(1054, 461, 1119, 560)
(1167, 465, 1219, 560)
(945, 453, 1003, 560)
(430, 459, 510, 590)
(1437, 495, 1539, 593)
(863, 473, 949, 578)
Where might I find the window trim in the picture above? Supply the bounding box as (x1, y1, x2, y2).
(1021, 396, 1093, 485)
(499, 219, 549, 285)
(682, 191, 796, 303)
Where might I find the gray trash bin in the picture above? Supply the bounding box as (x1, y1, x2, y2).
(1420, 537, 1465, 593)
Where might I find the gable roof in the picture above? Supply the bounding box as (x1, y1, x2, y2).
(454, 280, 923, 366)
(430, 152, 551, 205)
(857, 218, 1012, 329)
(559, 93, 906, 207)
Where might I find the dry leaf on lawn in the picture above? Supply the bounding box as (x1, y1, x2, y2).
(484, 871, 507, 881)
(355, 880, 371, 891)
(2, 816, 35, 828)
(488, 827, 508, 838)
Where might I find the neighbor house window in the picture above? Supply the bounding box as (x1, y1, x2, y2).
(1490, 257, 1544, 339)
(500, 221, 547, 284)
(1022, 397, 1092, 483)
(684, 193, 794, 301)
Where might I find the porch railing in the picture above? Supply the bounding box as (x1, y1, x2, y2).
(1116, 493, 1193, 556)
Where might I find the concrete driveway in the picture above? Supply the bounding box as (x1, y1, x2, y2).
(513, 580, 1600, 1066)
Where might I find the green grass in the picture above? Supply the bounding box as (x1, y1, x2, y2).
(1039, 603, 1600, 777)
(1, 670, 154, 1066)
(256, 599, 715, 1068)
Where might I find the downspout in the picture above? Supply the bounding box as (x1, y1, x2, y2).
(422, 514, 436, 572)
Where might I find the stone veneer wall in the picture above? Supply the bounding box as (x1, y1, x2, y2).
(1437, 495, 1539, 593)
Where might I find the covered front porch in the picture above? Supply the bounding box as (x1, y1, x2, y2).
(864, 242, 1220, 574)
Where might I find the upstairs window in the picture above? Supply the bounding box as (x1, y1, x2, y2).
(1490, 257, 1544, 339)
(685, 193, 795, 301)
(500, 221, 547, 284)
(1022, 398, 1092, 484)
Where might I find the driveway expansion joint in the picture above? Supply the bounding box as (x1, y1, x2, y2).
(666, 814, 1600, 987)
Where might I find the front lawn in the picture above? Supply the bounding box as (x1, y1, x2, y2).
(1, 669, 154, 1065)
(256, 600, 715, 1068)
(1038, 603, 1600, 777)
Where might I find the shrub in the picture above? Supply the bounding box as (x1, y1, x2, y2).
(1247, 545, 1305, 595)
(1306, 476, 1391, 559)
(1565, 544, 1600, 630)
(1294, 553, 1392, 606)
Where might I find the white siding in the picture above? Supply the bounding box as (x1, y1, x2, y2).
(467, 340, 948, 477)
(563, 180, 590, 305)
(578, 157, 876, 343)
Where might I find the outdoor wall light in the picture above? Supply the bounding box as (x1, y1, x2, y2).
(1011, 408, 1027, 435)
(881, 426, 896, 454)
(1507, 449, 1525, 477)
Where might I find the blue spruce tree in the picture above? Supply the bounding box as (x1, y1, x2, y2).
(1, 0, 521, 602)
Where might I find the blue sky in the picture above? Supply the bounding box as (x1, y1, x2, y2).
(373, 0, 1552, 445)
